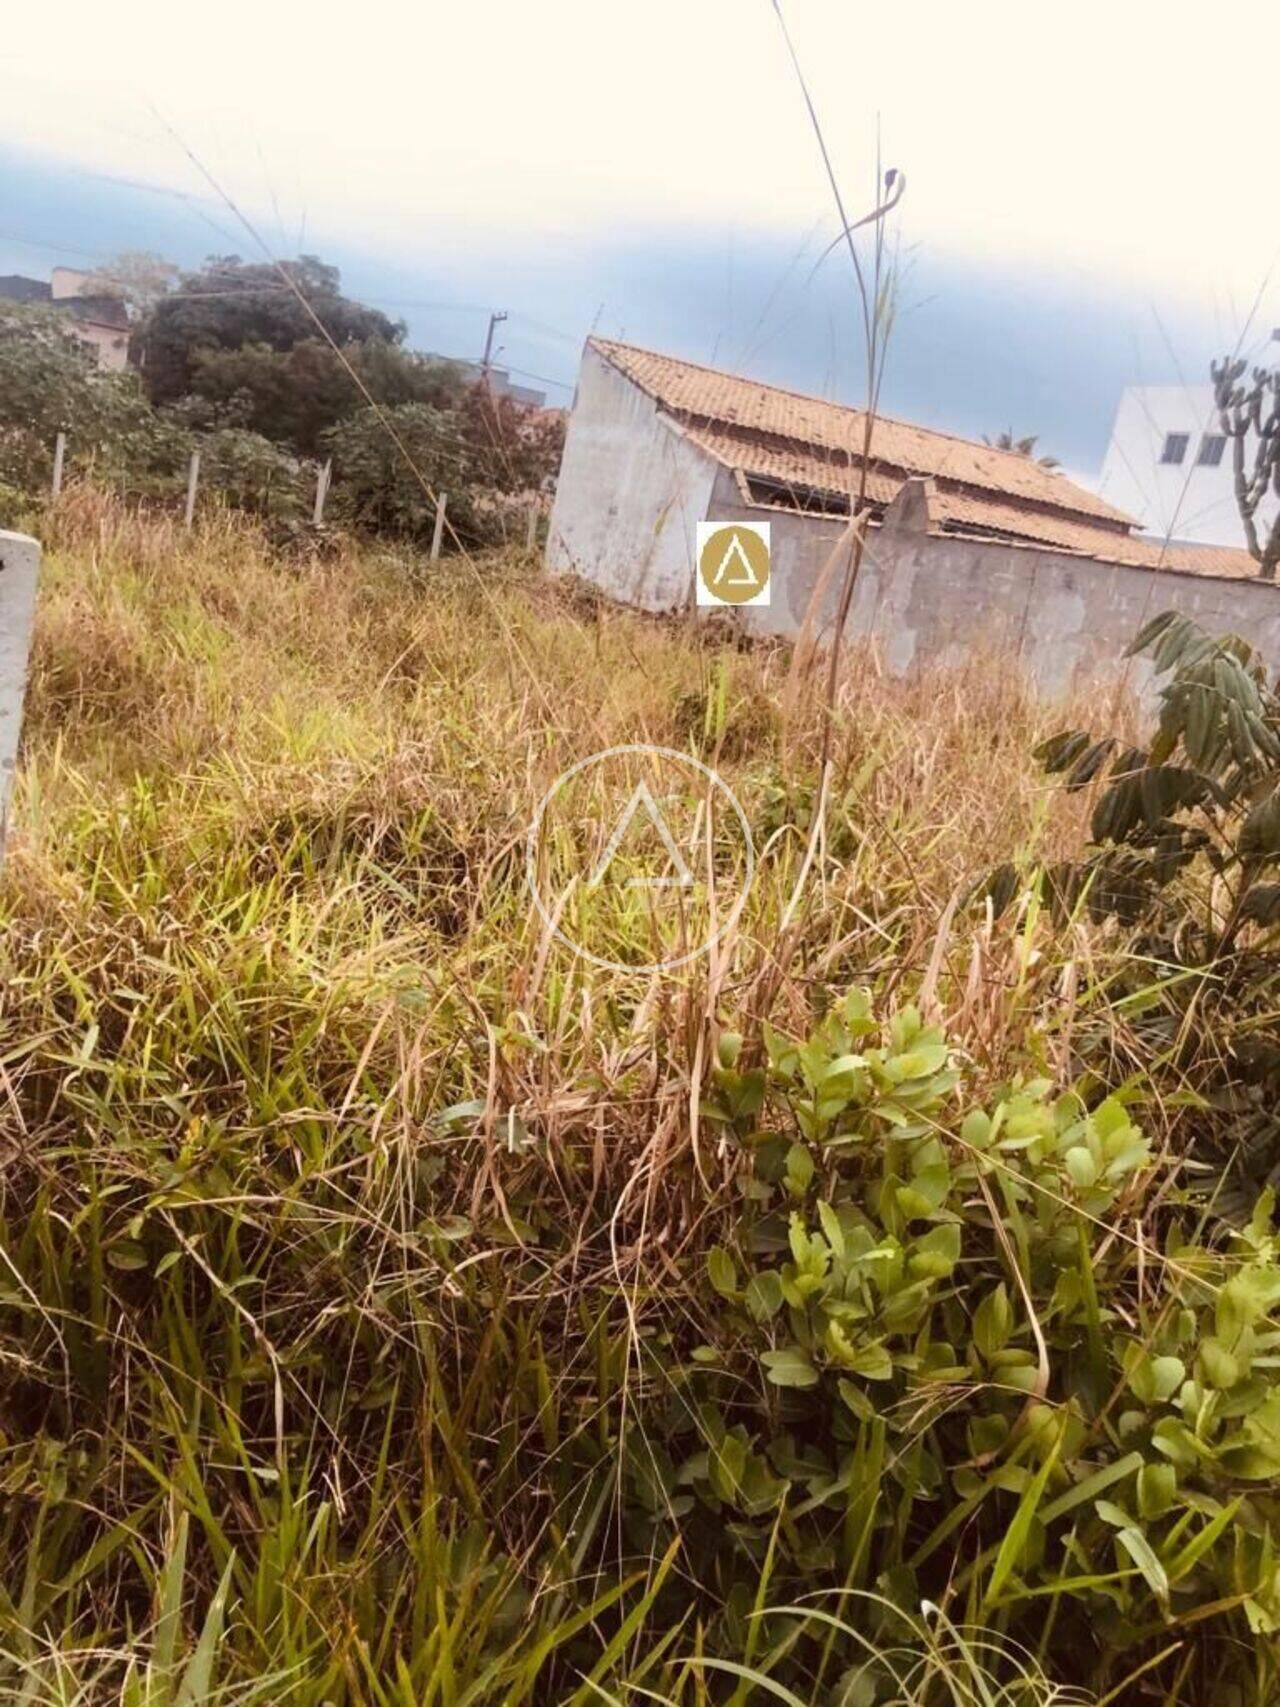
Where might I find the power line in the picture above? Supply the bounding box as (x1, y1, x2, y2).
(492, 361, 574, 393)
(0, 230, 107, 261)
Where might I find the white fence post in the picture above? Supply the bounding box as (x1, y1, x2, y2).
(0, 531, 42, 865)
(313, 458, 332, 526)
(51, 433, 66, 498)
(184, 451, 200, 529)
(430, 492, 448, 562)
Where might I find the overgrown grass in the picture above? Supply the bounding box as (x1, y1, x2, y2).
(0, 491, 1266, 1703)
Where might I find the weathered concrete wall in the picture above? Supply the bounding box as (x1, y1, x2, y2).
(856, 495, 1280, 696)
(706, 466, 855, 641)
(546, 345, 718, 610)
(703, 471, 1280, 696)
(0, 530, 42, 858)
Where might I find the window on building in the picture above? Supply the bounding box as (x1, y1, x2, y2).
(1197, 433, 1226, 468)
(1160, 432, 1190, 465)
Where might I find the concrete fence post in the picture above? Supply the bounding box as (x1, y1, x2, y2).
(51, 433, 66, 498)
(313, 458, 332, 526)
(0, 530, 42, 865)
(184, 451, 201, 529)
(430, 492, 448, 562)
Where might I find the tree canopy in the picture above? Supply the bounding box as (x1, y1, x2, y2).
(138, 255, 403, 406)
(0, 252, 566, 547)
(182, 337, 463, 456)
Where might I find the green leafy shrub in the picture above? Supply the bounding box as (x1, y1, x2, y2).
(196, 426, 312, 519)
(996, 611, 1280, 1203)
(0, 304, 159, 493)
(323, 389, 563, 550)
(671, 991, 1280, 1698)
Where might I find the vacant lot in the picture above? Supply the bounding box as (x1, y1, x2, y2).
(2, 493, 1275, 1705)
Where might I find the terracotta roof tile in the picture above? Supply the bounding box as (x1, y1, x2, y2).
(923, 488, 1131, 554)
(592, 337, 1133, 528)
(921, 484, 1262, 580)
(679, 423, 900, 507)
(1104, 535, 1262, 580)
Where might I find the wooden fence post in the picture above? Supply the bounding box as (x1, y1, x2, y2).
(430, 492, 448, 562)
(51, 433, 66, 498)
(526, 502, 539, 550)
(184, 451, 200, 529)
(313, 459, 332, 526)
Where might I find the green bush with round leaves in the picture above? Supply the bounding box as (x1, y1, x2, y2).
(656, 991, 1280, 1699)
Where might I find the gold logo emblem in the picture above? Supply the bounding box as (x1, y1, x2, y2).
(697, 524, 771, 607)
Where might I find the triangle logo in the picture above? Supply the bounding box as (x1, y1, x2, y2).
(696, 522, 771, 606)
(710, 532, 762, 589)
(588, 778, 695, 890)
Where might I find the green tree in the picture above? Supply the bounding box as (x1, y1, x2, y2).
(184, 337, 463, 455)
(323, 401, 477, 542)
(137, 255, 402, 406)
(324, 391, 564, 549)
(0, 303, 174, 493)
(196, 427, 310, 519)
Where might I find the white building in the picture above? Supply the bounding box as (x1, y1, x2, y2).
(1099, 380, 1279, 551)
(0, 266, 130, 372)
(49, 268, 131, 373)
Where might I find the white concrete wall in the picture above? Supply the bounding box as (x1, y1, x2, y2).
(597, 466, 1280, 699)
(0, 530, 42, 859)
(546, 345, 717, 610)
(1099, 383, 1279, 550)
(840, 506, 1280, 700)
(72, 319, 130, 373)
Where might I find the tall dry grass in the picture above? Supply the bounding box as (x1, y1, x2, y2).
(0, 491, 1157, 1703)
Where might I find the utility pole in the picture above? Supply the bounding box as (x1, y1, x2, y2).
(480, 310, 508, 387)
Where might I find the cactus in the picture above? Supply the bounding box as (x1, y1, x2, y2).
(1212, 354, 1280, 578)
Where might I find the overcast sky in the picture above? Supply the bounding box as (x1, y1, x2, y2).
(2, 1, 1277, 477)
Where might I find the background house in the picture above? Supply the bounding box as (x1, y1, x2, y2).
(1099, 374, 1280, 552)
(0, 267, 130, 371)
(454, 360, 546, 408)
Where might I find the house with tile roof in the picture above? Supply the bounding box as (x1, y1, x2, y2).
(546, 338, 1279, 694)
(0, 268, 131, 371)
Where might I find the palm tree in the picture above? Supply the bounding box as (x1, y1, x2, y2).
(983, 428, 1060, 470)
